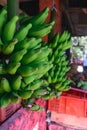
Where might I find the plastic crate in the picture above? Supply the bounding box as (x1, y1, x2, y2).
(48, 88, 87, 118)
(0, 99, 21, 124)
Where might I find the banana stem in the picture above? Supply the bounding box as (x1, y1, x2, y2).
(7, 0, 19, 21)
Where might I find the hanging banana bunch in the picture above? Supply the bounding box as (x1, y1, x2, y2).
(0, 6, 54, 108)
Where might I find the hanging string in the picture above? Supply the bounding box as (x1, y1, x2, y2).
(48, 0, 57, 42)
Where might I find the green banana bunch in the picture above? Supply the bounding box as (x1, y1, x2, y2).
(0, 9, 7, 36)
(0, 6, 72, 108)
(21, 7, 49, 26)
(2, 15, 19, 43)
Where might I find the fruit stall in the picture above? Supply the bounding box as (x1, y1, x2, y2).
(0, 0, 87, 130)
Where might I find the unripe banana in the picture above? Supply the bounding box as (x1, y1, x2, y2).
(33, 89, 48, 96)
(21, 7, 49, 26)
(1, 78, 11, 92)
(49, 33, 59, 48)
(10, 92, 19, 103)
(62, 40, 71, 51)
(20, 81, 26, 89)
(11, 75, 22, 90)
(21, 49, 41, 65)
(30, 104, 40, 111)
(28, 25, 53, 38)
(14, 23, 32, 41)
(7, 62, 21, 75)
(0, 93, 11, 107)
(42, 94, 51, 100)
(0, 38, 3, 52)
(0, 65, 7, 75)
(2, 16, 19, 42)
(2, 39, 18, 55)
(18, 90, 33, 99)
(0, 9, 7, 36)
(9, 49, 27, 63)
(26, 80, 43, 90)
(15, 37, 36, 51)
(23, 74, 40, 85)
(27, 38, 42, 50)
(18, 66, 38, 77)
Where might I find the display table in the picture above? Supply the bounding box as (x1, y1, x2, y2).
(0, 99, 47, 130)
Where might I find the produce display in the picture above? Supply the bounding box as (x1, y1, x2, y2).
(0, 6, 71, 110)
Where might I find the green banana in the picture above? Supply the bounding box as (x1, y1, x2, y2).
(11, 75, 22, 90)
(62, 40, 71, 51)
(20, 16, 33, 25)
(30, 104, 40, 111)
(9, 49, 27, 63)
(2, 15, 19, 42)
(21, 49, 41, 65)
(0, 38, 3, 52)
(15, 37, 36, 51)
(23, 74, 41, 85)
(2, 39, 18, 55)
(7, 62, 21, 75)
(27, 38, 42, 50)
(10, 92, 19, 103)
(18, 66, 38, 77)
(22, 7, 49, 26)
(36, 64, 53, 75)
(20, 81, 26, 89)
(33, 88, 48, 96)
(26, 80, 43, 90)
(14, 23, 32, 41)
(0, 93, 11, 107)
(0, 9, 7, 36)
(0, 78, 11, 92)
(49, 33, 59, 48)
(0, 65, 7, 75)
(47, 74, 52, 84)
(18, 90, 33, 99)
(28, 25, 53, 38)
(36, 107, 44, 112)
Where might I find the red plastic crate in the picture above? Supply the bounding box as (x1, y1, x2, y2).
(0, 99, 21, 124)
(48, 88, 87, 118)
